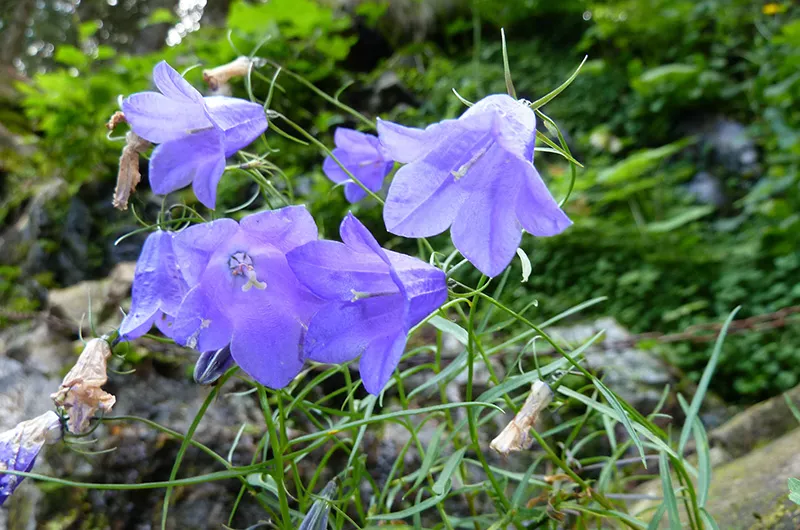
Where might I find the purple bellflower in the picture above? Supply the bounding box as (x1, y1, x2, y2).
(287, 214, 447, 394)
(169, 206, 324, 389)
(322, 128, 394, 203)
(1, 411, 62, 506)
(119, 230, 189, 341)
(122, 61, 267, 209)
(378, 94, 572, 277)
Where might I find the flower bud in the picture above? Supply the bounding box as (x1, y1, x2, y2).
(202, 56, 255, 91)
(113, 130, 151, 210)
(194, 345, 234, 385)
(1, 411, 62, 506)
(490, 380, 553, 456)
(298, 479, 337, 530)
(50, 338, 116, 435)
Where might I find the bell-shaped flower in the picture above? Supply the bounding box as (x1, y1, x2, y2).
(322, 128, 394, 203)
(169, 206, 324, 389)
(122, 61, 268, 209)
(1, 411, 62, 506)
(119, 230, 189, 341)
(287, 213, 447, 394)
(378, 94, 572, 277)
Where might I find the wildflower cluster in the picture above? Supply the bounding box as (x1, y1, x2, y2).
(116, 61, 570, 395)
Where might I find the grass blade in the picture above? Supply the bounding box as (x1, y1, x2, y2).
(500, 28, 516, 98)
(433, 447, 467, 495)
(659, 453, 681, 529)
(784, 393, 800, 424)
(594, 377, 647, 466)
(530, 55, 588, 110)
(678, 306, 741, 454)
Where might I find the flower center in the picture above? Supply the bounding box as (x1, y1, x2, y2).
(228, 251, 267, 292)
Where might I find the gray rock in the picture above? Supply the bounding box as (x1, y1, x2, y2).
(46, 261, 136, 334)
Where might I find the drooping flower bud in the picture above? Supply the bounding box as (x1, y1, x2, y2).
(50, 338, 116, 435)
(194, 345, 234, 385)
(0, 411, 62, 506)
(113, 130, 151, 210)
(298, 479, 338, 530)
(490, 380, 553, 456)
(202, 56, 255, 92)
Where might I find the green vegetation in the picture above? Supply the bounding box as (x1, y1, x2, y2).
(1, 0, 798, 404)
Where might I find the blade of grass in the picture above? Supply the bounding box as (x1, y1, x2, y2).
(678, 306, 741, 454)
(659, 453, 682, 529)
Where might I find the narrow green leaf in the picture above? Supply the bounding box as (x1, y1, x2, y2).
(602, 413, 617, 452)
(451, 88, 474, 107)
(784, 393, 800, 424)
(408, 350, 467, 399)
(410, 423, 448, 492)
(677, 394, 711, 507)
(700, 508, 721, 530)
(516, 248, 532, 282)
(530, 55, 587, 110)
(247, 473, 280, 498)
(500, 28, 516, 98)
(678, 306, 741, 454)
(558, 386, 679, 460)
(370, 491, 447, 520)
(433, 447, 467, 495)
(659, 453, 682, 529)
(594, 378, 647, 466)
(646, 503, 667, 530)
(429, 315, 469, 346)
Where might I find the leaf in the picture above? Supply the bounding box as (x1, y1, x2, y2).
(784, 393, 800, 424)
(678, 307, 741, 454)
(700, 508, 721, 530)
(433, 447, 466, 495)
(678, 394, 710, 507)
(299, 480, 337, 530)
(646, 206, 715, 233)
(659, 453, 682, 529)
(246, 473, 280, 498)
(531, 56, 588, 110)
(597, 139, 692, 184)
(500, 28, 516, 98)
(646, 503, 667, 530)
(54, 45, 88, 69)
(428, 316, 469, 346)
(516, 248, 532, 283)
(146, 8, 177, 25)
(369, 491, 447, 520)
(410, 423, 448, 492)
(593, 378, 647, 466)
(789, 478, 800, 505)
(79, 21, 101, 41)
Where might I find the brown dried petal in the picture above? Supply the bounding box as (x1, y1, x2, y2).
(113, 131, 151, 211)
(50, 338, 116, 435)
(490, 380, 553, 456)
(203, 56, 253, 91)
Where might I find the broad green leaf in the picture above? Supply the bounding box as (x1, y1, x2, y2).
(54, 45, 88, 69)
(789, 478, 800, 505)
(646, 206, 714, 233)
(597, 139, 692, 184)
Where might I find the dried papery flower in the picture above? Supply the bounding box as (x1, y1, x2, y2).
(113, 131, 151, 210)
(50, 338, 116, 435)
(106, 110, 127, 131)
(203, 56, 254, 91)
(0, 411, 62, 506)
(490, 380, 553, 456)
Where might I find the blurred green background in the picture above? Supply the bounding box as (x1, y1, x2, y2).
(1, 0, 798, 402)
